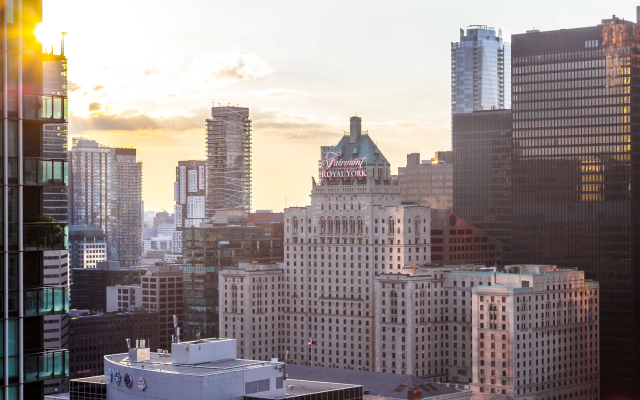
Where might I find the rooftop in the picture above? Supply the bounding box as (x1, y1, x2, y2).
(104, 352, 277, 376)
(286, 365, 466, 399)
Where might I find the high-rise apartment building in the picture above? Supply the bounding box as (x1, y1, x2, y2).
(452, 110, 512, 261)
(451, 26, 511, 114)
(398, 151, 453, 211)
(510, 12, 638, 398)
(69, 139, 143, 267)
(174, 160, 206, 229)
(205, 106, 251, 218)
(0, 1, 71, 397)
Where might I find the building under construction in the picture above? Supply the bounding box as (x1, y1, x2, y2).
(205, 106, 251, 218)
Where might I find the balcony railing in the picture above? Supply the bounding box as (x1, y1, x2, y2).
(24, 350, 69, 383)
(25, 287, 68, 317)
(24, 158, 68, 187)
(24, 223, 68, 251)
(23, 92, 67, 123)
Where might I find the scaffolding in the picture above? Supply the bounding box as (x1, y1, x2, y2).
(205, 106, 252, 218)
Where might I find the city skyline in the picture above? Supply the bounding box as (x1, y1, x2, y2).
(37, 0, 633, 212)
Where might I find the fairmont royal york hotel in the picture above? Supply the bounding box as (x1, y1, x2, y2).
(219, 117, 600, 400)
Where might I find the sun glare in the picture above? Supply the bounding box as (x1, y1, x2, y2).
(34, 22, 60, 49)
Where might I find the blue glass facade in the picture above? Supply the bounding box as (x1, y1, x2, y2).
(451, 26, 511, 114)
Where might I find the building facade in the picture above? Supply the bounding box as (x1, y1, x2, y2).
(430, 209, 503, 266)
(42, 58, 68, 224)
(174, 160, 206, 229)
(181, 225, 283, 340)
(69, 139, 143, 267)
(140, 264, 183, 350)
(0, 2, 71, 397)
(205, 106, 251, 218)
(451, 26, 510, 114)
(68, 225, 107, 272)
(510, 13, 639, 398)
(68, 311, 159, 379)
(452, 110, 512, 261)
(71, 265, 145, 312)
(398, 151, 453, 211)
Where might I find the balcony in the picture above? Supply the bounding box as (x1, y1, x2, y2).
(24, 287, 68, 317)
(24, 158, 68, 187)
(22, 92, 67, 123)
(24, 350, 69, 383)
(24, 223, 68, 251)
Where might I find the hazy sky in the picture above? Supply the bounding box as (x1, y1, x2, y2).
(39, 0, 635, 212)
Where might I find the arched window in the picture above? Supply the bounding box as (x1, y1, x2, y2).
(320, 218, 326, 234)
(389, 218, 396, 236)
(357, 217, 363, 234)
(349, 217, 355, 234)
(328, 218, 333, 234)
(292, 218, 298, 234)
(342, 218, 348, 234)
(414, 218, 420, 237)
(334, 217, 340, 234)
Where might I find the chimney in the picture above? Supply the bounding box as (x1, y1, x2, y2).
(350, 116, 361, 144)
(408, 386, 422, 400)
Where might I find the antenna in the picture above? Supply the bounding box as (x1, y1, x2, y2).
(173, 315, 181, 343)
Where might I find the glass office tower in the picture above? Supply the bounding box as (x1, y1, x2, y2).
(452, 110, 512, 262)
(451, 25, 511, 114)
(0, 1, 70, 398)
(511, 16, 638, 399)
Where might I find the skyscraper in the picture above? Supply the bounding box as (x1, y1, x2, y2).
(42, 59, 68, 223)
(451, 26, 511, 114)
(174, 160, 206, 229)
(205, 106, 251, 218)
(510, 13, 638, 398)
(69, 139, 143, 267)
(398, 151, 453, 211)
(452, 110, 512, 262)
(2, 1, 70, 397)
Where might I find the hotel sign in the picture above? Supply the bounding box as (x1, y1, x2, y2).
(321, 152, 367, 178)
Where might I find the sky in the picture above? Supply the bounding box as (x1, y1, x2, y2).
(38, 0, 636, 212)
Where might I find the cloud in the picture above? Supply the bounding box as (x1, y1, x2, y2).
(252, 108, 337, 140)
(143, 67, 160, 76)
(69, 81, 81, 92)
(88, 102, 102, 112)
(211, 51, 273, 82)
(252, 88, 307, 97)
(69, 106, 210, 133)
(93, 84, 105, 91)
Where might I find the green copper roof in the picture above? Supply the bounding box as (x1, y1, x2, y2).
(332, 134, 389, 165)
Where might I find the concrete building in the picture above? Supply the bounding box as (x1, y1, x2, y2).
(106, 285, 142, 312)
(451, 25, 510, 114)
(69, 139, 143, 267)
(140, 263, 184, 350)
(175, 160, 207, 229)
(398, 152, 453, 211)
(206, 106, 252, 218)
(104, 338, 287, 400)
(69, 225, 108, 271)
(143, 235, 174, 256)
